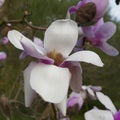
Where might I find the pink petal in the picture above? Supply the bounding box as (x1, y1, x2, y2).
(114, 110, 120, 120)
(33, 37, 43, 47)
(95, 22, 116, 41)
(99, 42, 119, 56)
(67, 92, 84, 110)
(82, 26, 95, 38)
(20, 38, 54, 63)
(0, 52, 7, 60)
(93, 18, 104, 32)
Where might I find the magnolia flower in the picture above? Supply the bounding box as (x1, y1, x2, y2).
(8, 19, 103, 116)
(67, 0, 109, 25)
(76, 18, 119, 56)
(85, 92, 120, 120)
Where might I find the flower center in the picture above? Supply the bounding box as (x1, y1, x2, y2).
(47, 49, 65, 66)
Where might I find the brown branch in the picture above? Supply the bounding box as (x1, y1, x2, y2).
(3, 11, 47, 30)
(24, 19, 47, 30)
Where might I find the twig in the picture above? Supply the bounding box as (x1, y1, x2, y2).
(3, 11, 47, 30)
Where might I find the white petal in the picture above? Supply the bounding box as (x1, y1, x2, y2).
(7, 30, 29, 50)
(55, 96, 67, 116)
(44, 19, 78, 57)
(87, 88, 96, 99)
(66, 51, 104, 67)
(23, 62, 37, 107)
(96, 92, 117, 113)
(30, 63, 71, 103)
(85, 109, 114, 120)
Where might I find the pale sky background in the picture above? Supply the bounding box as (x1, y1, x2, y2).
(109, 0, 120, 21)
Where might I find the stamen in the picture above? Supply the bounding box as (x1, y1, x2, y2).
(47, 50, 65, 66)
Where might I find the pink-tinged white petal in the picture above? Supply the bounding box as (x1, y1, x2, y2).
(20, 37, 54, 63)
(66, 51, 104, 67)
(19, 51, 27, 59)
(44, 19, 78, 57)
(30, 63, 71, 103)
(55, 96, 67, 116)
(95, 22, 116, 41)
(67, 92, 84, 110)
(99, 42, 119, 56)
(63, 61, 82, 92)
(0, 52, 7, 60)
(85, 109, 114, 120)
(90, 86, 102, 92)
(23, 62, 37, 107)
(96, 92, 117, 114)
(7, 30, 29, 50)
(87, 87, 96, 99)
(33, 37, 43, 47)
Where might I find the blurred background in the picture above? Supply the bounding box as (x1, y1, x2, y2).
(0, 0, 120, 119)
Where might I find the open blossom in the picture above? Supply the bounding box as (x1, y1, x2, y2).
(8, 19, 103, 116)
(19, 37, 43, 59)
(85, 92, 120, 120)
(68, 0, 109, 25)
(76, 18, 119, 56)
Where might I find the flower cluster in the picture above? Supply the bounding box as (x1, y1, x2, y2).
(6, 0, 119, 119)
(68, 0, 118, 56)
(8, 19, 103, 116)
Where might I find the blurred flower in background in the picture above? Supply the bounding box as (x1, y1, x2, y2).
(0, 51, 7, 66)
(85, 92, 120, 120)
(0, 0, 5, 8)
(75, 18, 119, 56)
